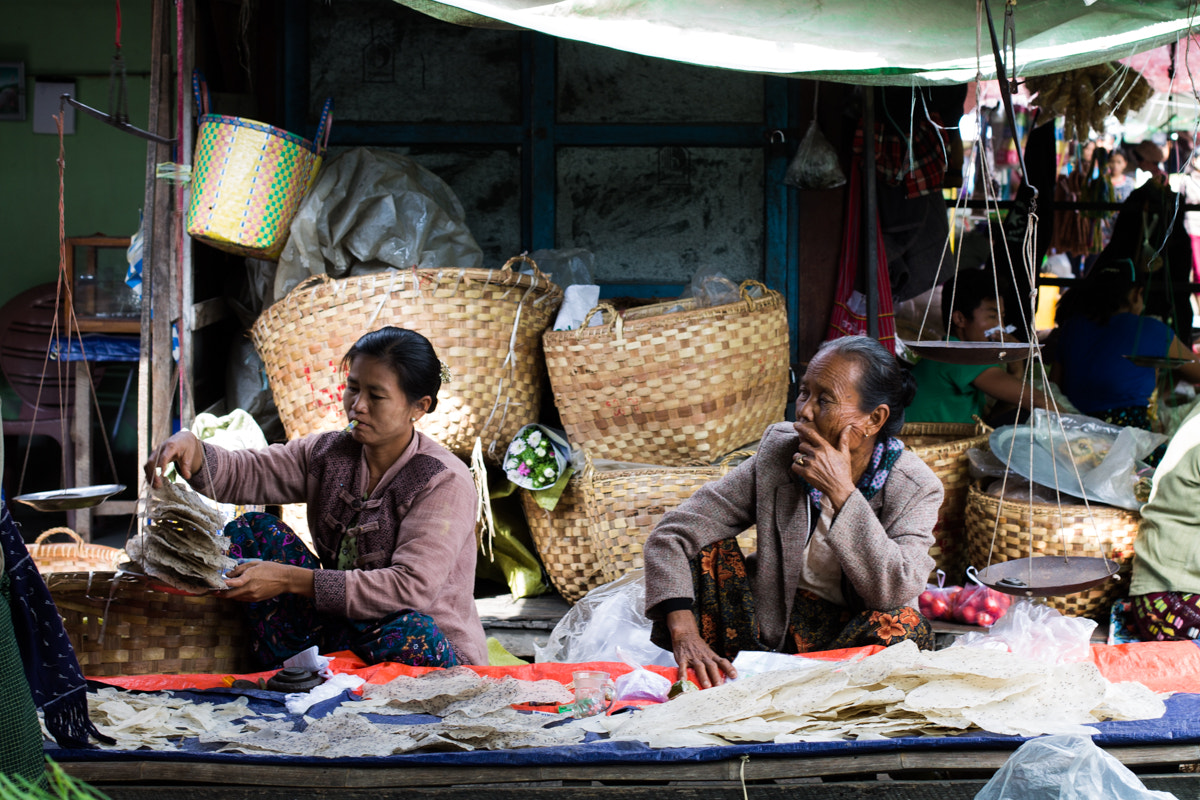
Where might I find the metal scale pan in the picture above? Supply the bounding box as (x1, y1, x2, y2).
(976, 556, 1120, 597)
(14, 484, 126, 512)
(906, 340, 1040, 365)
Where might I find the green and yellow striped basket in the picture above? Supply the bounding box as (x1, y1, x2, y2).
(186, 70, 332, 260)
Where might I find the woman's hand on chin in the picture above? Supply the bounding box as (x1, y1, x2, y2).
(221, 561, 313, 602)
(792, 425, 858, 509)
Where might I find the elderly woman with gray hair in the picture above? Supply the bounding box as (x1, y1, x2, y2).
(644, 335, 943, 687)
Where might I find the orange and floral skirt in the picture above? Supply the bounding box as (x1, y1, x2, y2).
(687, 538, 932, 659)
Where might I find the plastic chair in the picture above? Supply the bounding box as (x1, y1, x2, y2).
(0, 284, 95, 514)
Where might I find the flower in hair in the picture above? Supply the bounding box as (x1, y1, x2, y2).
(439, 360, 454, 384)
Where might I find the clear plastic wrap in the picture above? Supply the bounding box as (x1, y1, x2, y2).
(990, 410, 1165, 510)
(950, 599, 1097, 664)
(532, 570, 675, 667)
(975, 734, 1178, 800)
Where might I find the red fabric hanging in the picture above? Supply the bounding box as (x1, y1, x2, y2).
(825, 159, 896, 354)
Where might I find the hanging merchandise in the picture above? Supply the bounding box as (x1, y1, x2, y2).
(186, 70, 332, 260)
(826, 158, 896, 354)
(1025, 63, 1154, 141)
(784, 82, 846, 190)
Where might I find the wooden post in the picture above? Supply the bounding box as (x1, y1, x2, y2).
(138, 0, 174, 492)
(863, 87, 879, 341)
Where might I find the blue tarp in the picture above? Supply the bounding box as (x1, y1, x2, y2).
(50, 335, 139, 363)
(47, 688, 1200, 767)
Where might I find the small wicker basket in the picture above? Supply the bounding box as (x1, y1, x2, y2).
(963, 485, 1138, 620)
(518, 476, 605, 605)
(45, 572, 252, 677)
(542, 281, 789, 466)
(582, 449, 757, 584)
(251, 256, 562, 462)
(27, 528, 125, 575)
(899, 422, 991, 584)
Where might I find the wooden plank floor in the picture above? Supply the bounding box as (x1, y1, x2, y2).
(60, 744, 1200, 793)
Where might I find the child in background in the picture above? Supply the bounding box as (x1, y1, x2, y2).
(906, 269, 1049, 425)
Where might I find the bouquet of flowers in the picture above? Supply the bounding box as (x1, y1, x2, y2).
(504, 424, 570, 490)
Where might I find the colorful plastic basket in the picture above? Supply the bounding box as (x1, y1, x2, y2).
(186, 70, 332, 260)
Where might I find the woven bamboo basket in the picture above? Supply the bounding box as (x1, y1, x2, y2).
(542, 281, 789, 466)
(583, 449, 757, 584)
(45, 572, 252, 677)
(963, 485, 1138, 620)
(899, 422, 991, 583)
(250, 256, 562, 462)
(518, 476, 605, 605)
(27, 528, 125, 574)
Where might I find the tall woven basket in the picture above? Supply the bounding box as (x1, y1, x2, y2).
(518, 477, 605, 605)
(963, 485, 1139, 620)
(186, 71, 332, 261)
(251, 257, 562, 461)
(899, 422, 991, 583)
(583, 450, 757, 584)
(543, 281, 789, 466)
(45, 572, 252, 677)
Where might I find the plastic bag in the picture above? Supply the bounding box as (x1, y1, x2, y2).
(784, 119, 847, 190)
(951, 599, 1097, 664)
(553, 284, 601, 331)
(967, 447, 1008, 480)
(951, 567, 1012, 627)
(532, 570, 676, 667)
(614, 647, 672, 702)
(984, 476, 1064, 504)
(991, 410, 1166, 510)
(917, 569, 961, 622)
(275, 148, 483, 303)
(974, 734, 1178, 800)
(527, 248, 594, 289)
(680, 266, 740, 309)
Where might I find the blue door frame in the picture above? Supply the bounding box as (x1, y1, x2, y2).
(282, 4, 801, 364)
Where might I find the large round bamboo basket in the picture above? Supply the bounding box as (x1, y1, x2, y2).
(583, 449, 757, 584)
(542, 281, 788, 466)
(45, 572, 252, 676)
(963, 485, 1138, 620)
(899, 422, 991, 583)
(28, 528, 125, 574)
(250, 257, 562, 462)
(518, 476, 605, 605)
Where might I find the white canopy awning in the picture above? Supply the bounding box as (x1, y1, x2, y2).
(400, 0, 1199, 85)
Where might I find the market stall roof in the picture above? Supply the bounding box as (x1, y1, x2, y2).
(398, 0, 1199, 85)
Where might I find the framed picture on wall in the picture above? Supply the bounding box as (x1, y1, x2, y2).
(0, 62, 26, 121)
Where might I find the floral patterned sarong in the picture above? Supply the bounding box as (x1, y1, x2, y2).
(682, 538, 932, 659)
(225, 512, 459, 670)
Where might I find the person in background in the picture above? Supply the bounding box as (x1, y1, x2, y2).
(1128, 400, 1200, 641)
(1108, 148, 1135, 205)
(644, 336, 941, 688)
(905, 269, 1050, 425)
(1052, 259, 1200, 433)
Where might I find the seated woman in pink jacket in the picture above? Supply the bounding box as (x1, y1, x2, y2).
(144, 327, 486, 670)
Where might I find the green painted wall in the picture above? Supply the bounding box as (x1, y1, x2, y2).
(0, 0, 152, 310)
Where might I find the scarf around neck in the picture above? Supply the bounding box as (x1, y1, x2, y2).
(802, 436, 906, 508)
(0, 496, 110, 747)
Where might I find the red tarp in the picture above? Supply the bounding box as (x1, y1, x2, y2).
(92, 641, 1200, 700)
